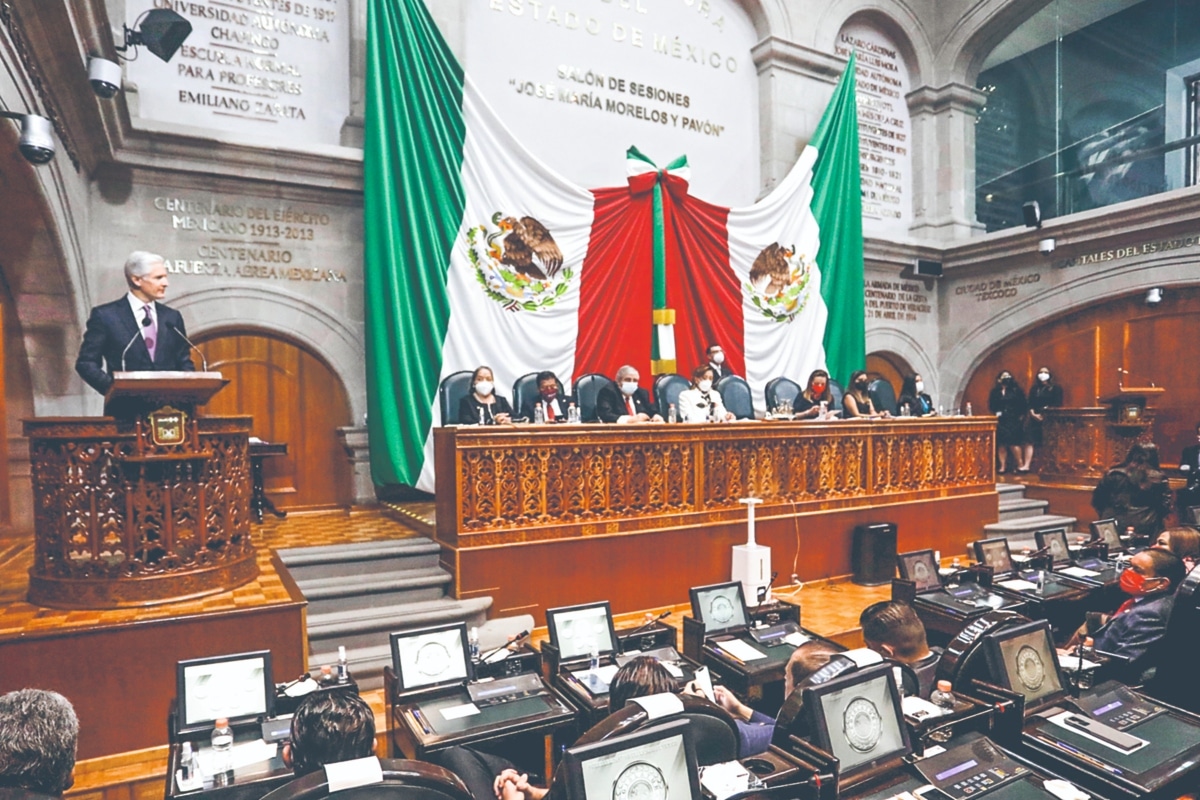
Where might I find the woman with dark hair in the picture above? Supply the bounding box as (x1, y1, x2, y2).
(843, 370, 887, 419)
(1091, 442, 1172, 538)
(897, 374, 935, 417)
(456, 365, 513, 425)
(1154, 527, 1200, 573)
(677, 364, 734, 423)
(988, 370, 1027, 473)
(793, 369, 834, 419)
(1023, 365, 1063, 471)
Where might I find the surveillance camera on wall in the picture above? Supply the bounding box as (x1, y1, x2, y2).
(1038, 237, 1056, 255)
(1146, 287, 1163, 305)
(88, 56, 122, 98)
(17, 114, 55, 165)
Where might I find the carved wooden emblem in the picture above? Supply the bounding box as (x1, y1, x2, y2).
(149, 406, 187, 446)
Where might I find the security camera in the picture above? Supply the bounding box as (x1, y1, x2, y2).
(88, 56, 122, 98)
(1146, 287, 1163, 305)
(1038, 237, 1056, 255)
(17, 114, 55, 165)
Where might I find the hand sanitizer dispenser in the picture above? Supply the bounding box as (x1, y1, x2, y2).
(732, 497, 770, 606)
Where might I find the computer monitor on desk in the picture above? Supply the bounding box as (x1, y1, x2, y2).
(897, 549, 941, 592)
(546, 601, 618, 661)
(804, 663, 911, 786)
(1034, 528, 1071, 569)
(689, 581, 750, 635)
(390, 623, 473, 692)
(1090, 518, 1123, 551)
(176, 650, 273, 738)
(982, 620, 1068, 712)
(974, 538, 1014, 575)
(561, 718, 701, 800)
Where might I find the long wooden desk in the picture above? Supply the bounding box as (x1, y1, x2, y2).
(434, 418, 997, 620)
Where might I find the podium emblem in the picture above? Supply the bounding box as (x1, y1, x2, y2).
(149, 406, 187, 446)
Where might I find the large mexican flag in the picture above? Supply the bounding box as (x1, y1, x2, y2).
(364, 0, 865, 491)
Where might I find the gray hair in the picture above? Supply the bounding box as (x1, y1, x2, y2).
(615, 364, 639, 381)
(123, 251, 165, 283)
(0, 689, 79, 795)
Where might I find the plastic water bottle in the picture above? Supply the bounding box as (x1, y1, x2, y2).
(337, 645, 350, 684)
(568, 403, 580, 424)
(668, 403, 677, 424)
(477, 406, 485, 425)
(210, 717, 233, 778)
(534, 403, 545, 424)
(469, 627, 481, 661)
(965, 402, 973, 416)
(588, 642, 600, 671)
(179, 741, 198, 782)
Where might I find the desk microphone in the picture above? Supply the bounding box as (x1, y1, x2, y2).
(478, 630, 530, 663)
(757, 571, 780, 604)
(120, 316, 152, 371)
(627, 611, 671, 637)
(170, 324, 208, 371)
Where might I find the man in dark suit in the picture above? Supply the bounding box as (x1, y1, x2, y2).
(75, 251, 196, 398)
(595, 365, 663, 423)
(519, 371, 574, 423)
(705, 343, 732, 381)
(1177, 423, 1200, 519)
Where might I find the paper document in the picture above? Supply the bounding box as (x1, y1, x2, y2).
(716, 638, 767, 662)
(997, 578, 1039, 591)
(783, 631, 811, 647)
(440, 703, 481, 720)
(1057, 656, 1101, 673)
(1060, 566, 1100, 578)
(660, 661, 684, 678)
(325, 757, 384, 793)
(699, 760, 752, 800)
(691, 666, 716, 702)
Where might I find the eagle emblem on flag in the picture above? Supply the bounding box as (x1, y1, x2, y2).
(745, 242, 814, 323)
(465, 212, 574, 312)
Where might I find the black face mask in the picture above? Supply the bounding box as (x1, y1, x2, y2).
(855, 380, 869, 389)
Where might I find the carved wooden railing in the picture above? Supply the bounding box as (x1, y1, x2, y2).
(434, 418, 996, 546)
(23, 415, 256, 608)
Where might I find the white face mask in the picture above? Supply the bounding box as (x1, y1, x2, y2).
(698, 379, 713, 393)
(915, 381, 924, 393)
(474, 380, 494, 396)
(620, 380, 638, 396)
(1038, 372, 1050, 382)
(710, 351, 725, 365)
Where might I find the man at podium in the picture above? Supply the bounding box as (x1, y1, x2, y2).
(75, 251, 195, 396)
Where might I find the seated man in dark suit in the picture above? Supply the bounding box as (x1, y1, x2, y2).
(859, 601, 941, 698)
(74, 251, 196, 398)
(705, 344, 733, 381)
(1068, 548, 1184, 676)
(282, 692, 376, 777)
(594, 365, 663, 424)
(0, 689, 78, 800)
(519, 371, 573, 423)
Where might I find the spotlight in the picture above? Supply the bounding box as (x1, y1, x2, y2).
(1038, 238, 1056, 255)
(0, 111, 55, 165)
(1022, 200, 1042, 229)
(1146, 287, 1163, 305)
(118, 9, 192, 63)
(88, 56, 122, 98)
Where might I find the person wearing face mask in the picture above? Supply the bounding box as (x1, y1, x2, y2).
(794, 369, 836, 419)
(519, 370, 572, 423)
(677, 365, 734, 423)
(1023, 366, 1063, 471)
(843, 369, 889, 418)
(987, 370, 1027, 473)
(456, 365, 513, 425)
(594, 365, 663, 424)
(1175, 422, 1200, 520)
(897, 374, 935, 417)
(1065, 548, 1183, 675)
(705, 344, 732, 381)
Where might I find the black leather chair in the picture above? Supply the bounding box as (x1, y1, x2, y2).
(653, 373, 690, 419)
(512, 371, 564, 420)
(716, 375, 754, 420)
(571, 693, 741, 764)
(260, 759, 472, 800)
(438, 371, 474, 425)
(764, 377, 802, 412)
(868, 378, 897, 415)
(828, 379, 844, 414)
(1143, 568, 1200, 710)
(574, 373, 615, 423)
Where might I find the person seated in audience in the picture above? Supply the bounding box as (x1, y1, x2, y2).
(594, 365, 663, 424)
(1154, 527, 1199, 574)
(520, 371, 572, 423)
(843, 370, 889, 419)
(859, 601, 941, 698)
(1176, 422, 1200, 520)
(457, 366, 513, 425)
(705, 344, 732, 381)
(677, 365, 734, 423)
(1091, 442, 1172, 538)
(1066, 548, 1184, 675)
(897, 374, 935, 417)
(0, 689, 78, 799)
(282, 692, 376, 777)
(793, 369, 835, 420)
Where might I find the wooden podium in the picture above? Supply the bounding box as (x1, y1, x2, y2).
(1039, 387, 1164, 483)
(23, 372, 259, 609)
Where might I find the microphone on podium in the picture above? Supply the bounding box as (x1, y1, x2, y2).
(169, 324, 208, 371)
(120, 315, 152, 371)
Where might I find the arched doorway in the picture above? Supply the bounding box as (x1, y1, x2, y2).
(196, 330, 353, 511)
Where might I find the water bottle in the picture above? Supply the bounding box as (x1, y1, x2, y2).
(337, 645, 350, 684)
(928, 681, 956, 742)
(937, 404, 945, 416)
(469, 627, 481, 661)
(965, 402, 973, 416)
(320, 665, 334, 686)
(588, 642, 600, 671)
(534, 403, 544, 424)
(210, 717, 234, 778)
(179, 741, 198, 783)
(568, 403, 580, 424)
(819, 400, 828, 417)
(668, 403, 677, 424)
(477, 406, 485, 426)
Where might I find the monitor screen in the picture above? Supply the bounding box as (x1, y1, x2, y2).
(807, 664, 910, 781)
(546, 601, 618, 660)
(689, 582, 749, 634)
(1091, 519, 1122, 550)
(562, 719, 700, 800)
(897, 550, 941, 592)
(1035, 528, 1071, 567)
(985, 621, 1066, 708)
(390, 623, 472, 691)
(975, 538, 1013, 574)
(1188, 506, 1200, 526)
(177, 650, 273, 735)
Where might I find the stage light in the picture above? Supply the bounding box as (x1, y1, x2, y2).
(118, 9, 192, 63)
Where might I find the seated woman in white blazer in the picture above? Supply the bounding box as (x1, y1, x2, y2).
(677, 364, 735, 423)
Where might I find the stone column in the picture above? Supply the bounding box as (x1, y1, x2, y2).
(337, 426, 377, 507)
(907, 83, 988, 241)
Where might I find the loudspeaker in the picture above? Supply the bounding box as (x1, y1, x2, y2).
(1022, 200, 1041, 228)
(852, 522, 897, 586)
(138, 9, 193, 62)
(914, 259, 943, 278)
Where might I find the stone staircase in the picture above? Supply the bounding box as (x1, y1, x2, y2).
(980, 483, 1078, 553)
(277, 539, 492, 690)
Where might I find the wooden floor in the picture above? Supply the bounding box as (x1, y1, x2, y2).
(4, 508, 891, 799)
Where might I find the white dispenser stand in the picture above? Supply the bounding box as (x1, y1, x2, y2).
(732, 497, 771, 606)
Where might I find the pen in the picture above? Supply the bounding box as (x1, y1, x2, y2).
(411, 707, 432, 735)
(706, 645, 744, 665)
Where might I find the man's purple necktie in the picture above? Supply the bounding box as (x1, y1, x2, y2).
(142, 304, 157, 361)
